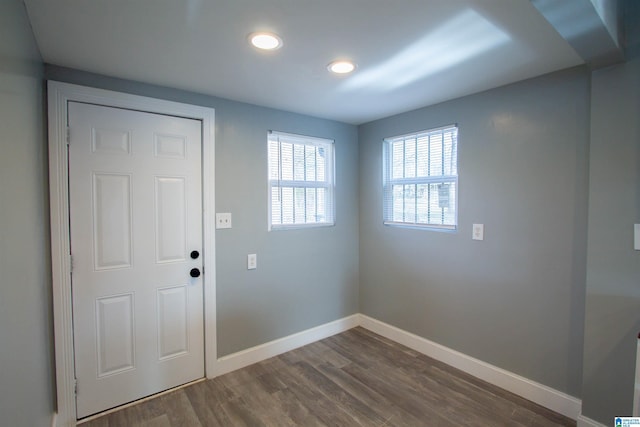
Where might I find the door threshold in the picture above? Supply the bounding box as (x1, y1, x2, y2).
(76, 377, 206, 424)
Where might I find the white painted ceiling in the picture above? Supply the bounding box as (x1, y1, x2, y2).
(23, 0, 585, 124)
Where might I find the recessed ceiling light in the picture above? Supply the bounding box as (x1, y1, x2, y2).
(328, 60, 356, 74)
(248, 32, 282, 50)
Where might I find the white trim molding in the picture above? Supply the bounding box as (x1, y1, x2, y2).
(49, 301, 594, 424)
(358, 314, 582, 420)
(215, 315, 360, 376)
(48, 81, 216, 427)
(212, 313, 586, 422)
(577, 414, 607, 427)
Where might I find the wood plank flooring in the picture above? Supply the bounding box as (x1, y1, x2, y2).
(80, 327, 575, 427)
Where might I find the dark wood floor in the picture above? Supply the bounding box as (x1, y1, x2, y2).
(81, 327, 575, 427)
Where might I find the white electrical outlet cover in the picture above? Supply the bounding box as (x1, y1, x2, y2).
(472, 224, 484, 241)
(247, 254, 257, 270)
(215, 213, 232, 229)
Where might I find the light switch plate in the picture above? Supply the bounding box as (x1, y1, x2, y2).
(247, 254, 257, 270)
(472, 224, 484, 241)
(216, 213, 232, 229)
(635, 224, 639, 250)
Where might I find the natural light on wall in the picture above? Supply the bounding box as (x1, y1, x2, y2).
(343, 9, 510, 92)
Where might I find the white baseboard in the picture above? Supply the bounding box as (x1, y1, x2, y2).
(210, 312, 585, 421)
(51, 412, 57, 427)
(358, 314, 582, 420)
(577, 414, 607, 427)
(213, 314, 360, 376)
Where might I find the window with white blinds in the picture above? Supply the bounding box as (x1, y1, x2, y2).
(268, 131, 335, 230)
(383, 125, 458, 230)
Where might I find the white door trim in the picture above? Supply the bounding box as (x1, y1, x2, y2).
(48, 81, 216, 427)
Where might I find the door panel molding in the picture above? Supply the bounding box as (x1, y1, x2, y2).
(48, 81, 216, 426)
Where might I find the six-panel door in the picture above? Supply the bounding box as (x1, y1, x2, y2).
(68, 102, 204, 418)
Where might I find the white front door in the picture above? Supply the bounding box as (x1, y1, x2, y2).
(68, 102, 204, 418)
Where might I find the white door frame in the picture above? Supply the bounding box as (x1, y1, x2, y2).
(48, 81, 217, 427)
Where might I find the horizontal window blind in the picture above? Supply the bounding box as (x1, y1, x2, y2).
(268, 131, 335, 230)
(383, 125, 458, 229)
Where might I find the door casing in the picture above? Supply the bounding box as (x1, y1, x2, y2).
(48, 81, 217, 426)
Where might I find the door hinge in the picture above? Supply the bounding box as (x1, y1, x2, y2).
(66, 126, 70, 144)
(69, 254, 74, 273)
(74, 378, 78, 395)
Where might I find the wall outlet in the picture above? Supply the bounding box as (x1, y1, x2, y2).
(216, 213, 232, 229)
(247, 254, 257, 270)
(472, 224, 484, 241)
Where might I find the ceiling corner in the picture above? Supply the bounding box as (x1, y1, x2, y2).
(531, 0, 625, 69)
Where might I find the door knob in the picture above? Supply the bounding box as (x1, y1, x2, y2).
(190, 250, 199, 259)
(190, 268, 201, 278)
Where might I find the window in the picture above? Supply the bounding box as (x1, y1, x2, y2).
(268, 131, 335, 229)
(383, 125, 458, 230)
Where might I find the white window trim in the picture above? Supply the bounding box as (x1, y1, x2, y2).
(383, 124, 458, 231)
(268, 131, 336, 230)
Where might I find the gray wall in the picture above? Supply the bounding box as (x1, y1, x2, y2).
(0, 1, 54, 426)
(45, 65, 360, 357)
(13, 4, 639, 423)
(582, 58, 640, 423)
(358, 67, 590, 396)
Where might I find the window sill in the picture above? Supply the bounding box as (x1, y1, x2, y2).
(383, 221, 457, 233)
(269, 222, 335, 231)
